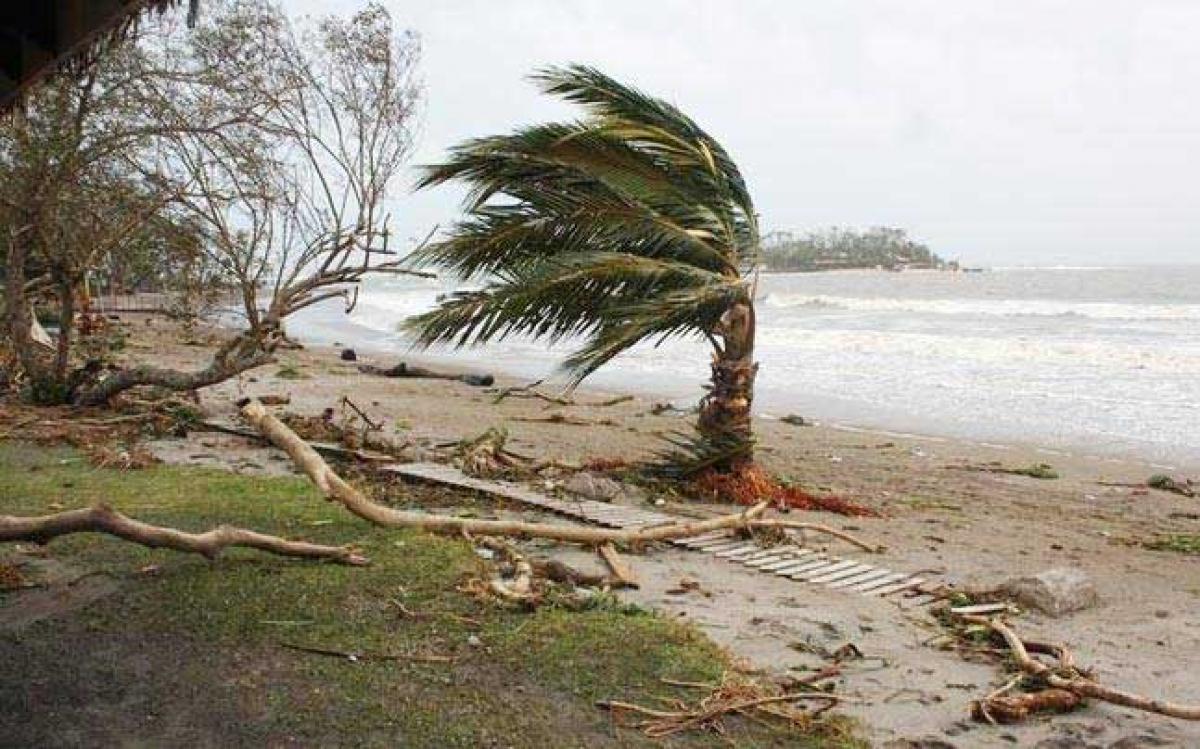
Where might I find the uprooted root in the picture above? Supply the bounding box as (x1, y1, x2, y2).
(955, 613, 1200, 723)
(598, 671, 854, 739)
(690, 463, 878, 517)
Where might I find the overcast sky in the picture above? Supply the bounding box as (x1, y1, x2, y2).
(296, 0, 1200, 266)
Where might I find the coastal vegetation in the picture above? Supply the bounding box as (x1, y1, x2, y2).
(1, 0, 420, 406)
(404, 66, 762, 472)
(761, 227, 949, 272)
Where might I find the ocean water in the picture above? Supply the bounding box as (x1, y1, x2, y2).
(292, 265, 1200, 468)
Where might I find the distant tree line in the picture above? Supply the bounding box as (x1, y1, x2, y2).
(760, 227, 951, 272)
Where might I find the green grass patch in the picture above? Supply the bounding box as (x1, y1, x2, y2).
(998, 463, 1059, 480)
(275, 362, 309, 380)
(0, 440, 860, 747)
(1145, 534, 1200, 555)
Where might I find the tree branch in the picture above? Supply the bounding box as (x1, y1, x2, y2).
(0, 504, 366, 565)
(241, 399, 768, 545)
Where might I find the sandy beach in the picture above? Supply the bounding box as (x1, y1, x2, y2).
(112, 314, 1200, 747)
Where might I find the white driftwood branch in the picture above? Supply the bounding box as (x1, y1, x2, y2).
(0, 503, 367, 565)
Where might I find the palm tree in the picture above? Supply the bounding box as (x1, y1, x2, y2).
(404, 65, 760, 471)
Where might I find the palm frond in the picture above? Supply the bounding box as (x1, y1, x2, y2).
(407, 64, 757, 387)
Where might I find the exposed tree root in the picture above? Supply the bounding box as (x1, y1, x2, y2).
(241, 399, 768, 545)
(0, 504, 366, 565)
(691, 463, 878, 517)
(960, 614, 1200, 722)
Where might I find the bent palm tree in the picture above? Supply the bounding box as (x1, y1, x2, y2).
(404, 65, 760, 471)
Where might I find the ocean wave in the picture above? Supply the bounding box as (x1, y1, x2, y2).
(760, 294, 1200, 321)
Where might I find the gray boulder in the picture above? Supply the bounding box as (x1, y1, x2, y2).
(562, 472, 625, 502)
(1002, 568, 1099, 617)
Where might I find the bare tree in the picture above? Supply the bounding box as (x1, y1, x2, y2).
(2, 0, 422, 406)
(75, 0, 422, 405)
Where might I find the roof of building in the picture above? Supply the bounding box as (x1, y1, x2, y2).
(0, 0, 191, 112)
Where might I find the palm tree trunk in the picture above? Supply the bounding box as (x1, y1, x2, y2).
(697, 300, 757, 468)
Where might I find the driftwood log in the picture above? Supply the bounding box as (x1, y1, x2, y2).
(0, 503, 366, 565)
(598, 543, 639, 588)
(357, 362, 493, 387)
(240, 399, 768, 545)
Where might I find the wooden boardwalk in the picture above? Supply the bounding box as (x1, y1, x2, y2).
(385, 462, 942, 605)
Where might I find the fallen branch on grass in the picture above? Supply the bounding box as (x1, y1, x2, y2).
(0, 504, 366, 565)
(241, 399, 768, 545)
(959, 614, 1200, 722)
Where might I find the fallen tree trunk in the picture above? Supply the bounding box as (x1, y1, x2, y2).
(75, 349, 273, 406)
(240, 399, 767, 545)
(0, 503, 366, 565)
(961, 614, 1200, 722)
(357, 362, 493, 387)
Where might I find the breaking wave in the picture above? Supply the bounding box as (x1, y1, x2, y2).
(760, 294, 1200, 321)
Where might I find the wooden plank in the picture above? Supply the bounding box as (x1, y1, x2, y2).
(677, 532, 733, 549)
(775, 558, 839, 577)
(693, 538, 745, 552)
(805, 562, 875, 585)
(737, 549, 786, 564)
(742, 553, 793, 568)
(869, 577, 926, 597)
(723, 545, 773, 561)
(758, 554, 818, 572)
(792, 559, 860, 581)
(714, 543, 760, 558)
(850, 572, 909, 592)
(826, 568, 895, 590)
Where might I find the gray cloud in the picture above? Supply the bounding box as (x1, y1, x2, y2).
(294, 0, 1200, 265)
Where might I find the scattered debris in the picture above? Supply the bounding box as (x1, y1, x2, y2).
(690, 463, 878, 517)
(1147, 474, 1196, 497)
(598, 671, 853, 739)
(84, 443, 159, 470)
(492, 379, 634, 408)
(950, 462, 1060, 480)
(241, 398, 770, 546)
(780, 414, 811, 427)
